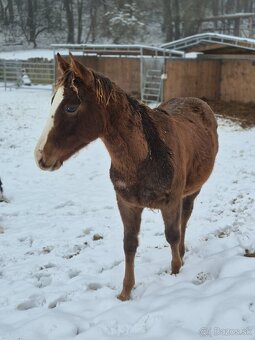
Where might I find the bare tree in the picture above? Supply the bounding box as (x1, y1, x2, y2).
(15, 0, 49, 47)
(76, 0, 83, 43)
(85, 0, 101, 43)
(63, 0, 74, 43)
(162, 0, 173, 42)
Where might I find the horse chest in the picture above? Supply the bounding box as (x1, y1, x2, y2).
(110, 167, 172, 208)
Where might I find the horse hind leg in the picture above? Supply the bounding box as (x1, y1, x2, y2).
(180, 190, 200, 262)
(161, 201, 182, 275)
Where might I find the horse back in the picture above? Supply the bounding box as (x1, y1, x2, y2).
(158, 97, 217, 130)
(157, 97, 218, 197)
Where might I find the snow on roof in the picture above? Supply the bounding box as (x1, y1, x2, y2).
(51, 43, 184, 57)
(161, 33, 255, 54)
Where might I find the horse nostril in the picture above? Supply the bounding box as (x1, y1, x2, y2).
(38, 157, 45, 168)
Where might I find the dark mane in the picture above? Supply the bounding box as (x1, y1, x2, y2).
(127, 95, 173, 189)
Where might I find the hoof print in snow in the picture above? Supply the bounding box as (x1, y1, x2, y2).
(93, 233, 103, 241)
(48, 295, 68, 309)
(0, 226, 4, 234)
(68, 269, 80, 279)
(34, 273, 52, 288)
(193, 272, 211, 285)
(87, 282, 102, 291)
(64, 244, 84, 259)
(64, 251, 80, 259)
(17, 296, 45, 310)
(244, 249, 255, 258)
(39, 262, 56, 270)
(40, 246, 54, 254)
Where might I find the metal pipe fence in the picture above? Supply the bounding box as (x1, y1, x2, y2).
(0, 59, 54, 90)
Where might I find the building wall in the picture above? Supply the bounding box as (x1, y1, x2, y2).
(163, 59, 221, 101)
(164, 58, 255, 104)
(220, 60, 255, 103)
(57, 56, 141, 98)
(56, 55, 255, 104)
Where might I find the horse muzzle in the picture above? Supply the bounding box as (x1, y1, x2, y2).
(35, 149, 62, 171)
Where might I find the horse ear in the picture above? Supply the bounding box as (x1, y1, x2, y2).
(56, 53, 69, 74)
(69, 52, 93, 86)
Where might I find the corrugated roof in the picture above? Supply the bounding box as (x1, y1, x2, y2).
(161, 33, 255, 54)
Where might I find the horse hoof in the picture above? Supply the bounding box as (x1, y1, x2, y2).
(171, 265, 181, 275)
(117, 293, 130, 301)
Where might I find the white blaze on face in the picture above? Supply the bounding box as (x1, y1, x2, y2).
(34, 86, 64, 166)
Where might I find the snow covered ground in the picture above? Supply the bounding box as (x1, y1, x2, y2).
(0, 49, 54, 60)
(0, 87, 255, 340)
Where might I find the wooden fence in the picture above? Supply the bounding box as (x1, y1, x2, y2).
(56, 55, 255, 104)
(163, 58, 255, 103)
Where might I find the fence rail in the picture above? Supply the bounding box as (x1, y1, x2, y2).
(0, 59, 54, 89)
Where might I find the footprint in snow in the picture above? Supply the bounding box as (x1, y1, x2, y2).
(68, 269, 81, 279)
(39, 245, 54, 254)
(87, 282, 102, 291)
(39, 262, 56, 270)
(48, 295, 69, 309)
(17, 295, 46, 311)
(192, 271, 213, 285)
(34, 273, 52, 288)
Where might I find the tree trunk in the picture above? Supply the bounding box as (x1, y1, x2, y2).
(8, 0, 14, 23)
(64, 0, 74, 43)
(173, 0, 180, 39)
(27, 0, 36, 47)
(162, 0, 173, 42)
(77, 0, 83, 43)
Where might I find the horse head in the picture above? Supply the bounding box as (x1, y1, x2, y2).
(34, 53, 106, 171)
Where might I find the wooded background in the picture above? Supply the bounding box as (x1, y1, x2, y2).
(1, 0, 255, 48)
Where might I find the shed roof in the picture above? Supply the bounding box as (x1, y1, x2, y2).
(51, 43, 183, 58)
(161, 33, 255, 54)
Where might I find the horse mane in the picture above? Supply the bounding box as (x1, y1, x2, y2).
(57, 67, 125, 108)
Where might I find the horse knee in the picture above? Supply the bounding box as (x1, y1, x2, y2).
(165, 228, 181, 246)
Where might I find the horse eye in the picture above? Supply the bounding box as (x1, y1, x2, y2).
(65, 104, 78, 113)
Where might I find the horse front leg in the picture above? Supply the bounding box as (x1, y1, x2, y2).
(161, 200, 182, 274)
(116, 195, 143, 301)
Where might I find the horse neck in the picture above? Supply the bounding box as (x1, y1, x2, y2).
(101, 95, 149, 176)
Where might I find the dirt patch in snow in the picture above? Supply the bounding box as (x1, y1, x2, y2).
(203, 98, 255, 128)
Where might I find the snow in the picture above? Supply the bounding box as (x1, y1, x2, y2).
(0, 49, 62, 60)
(0, 87, 255, 340)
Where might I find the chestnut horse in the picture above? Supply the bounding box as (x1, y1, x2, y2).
(35, 54, 218, 301)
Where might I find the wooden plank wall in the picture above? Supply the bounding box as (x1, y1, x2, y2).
(56, 56, 255, 103)
(163, 59, 221, 101)
(220, 60, 255, 103)
(72, 56, 140, 98)
(164, 58, 255, 103)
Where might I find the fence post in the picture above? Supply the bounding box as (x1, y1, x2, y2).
(4, 60, 6, 91)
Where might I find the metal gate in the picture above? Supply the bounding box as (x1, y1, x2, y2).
(141, 57, 165, 104)
(0, 59, 54, 90)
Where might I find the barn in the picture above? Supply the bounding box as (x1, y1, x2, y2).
(51, 44, 183, 104)
(161, 33, 255, 104)
(52, 35, 255, 109)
